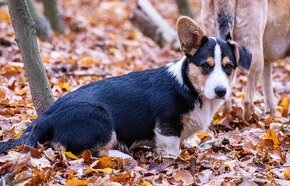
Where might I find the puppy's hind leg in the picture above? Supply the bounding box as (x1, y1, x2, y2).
(262, 61, 275, 115)
(95, 134, 132, 159)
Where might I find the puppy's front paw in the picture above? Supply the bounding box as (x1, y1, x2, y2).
(108, 150, 133, 159)
(155, 132, 180, 159)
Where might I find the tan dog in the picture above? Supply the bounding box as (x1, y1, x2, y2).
(201, 0, 290, 119)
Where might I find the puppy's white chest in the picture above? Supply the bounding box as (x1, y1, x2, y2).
(181, 98, 224, 140)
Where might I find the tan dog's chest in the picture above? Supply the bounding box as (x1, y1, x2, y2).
(181, 98, 224, 140)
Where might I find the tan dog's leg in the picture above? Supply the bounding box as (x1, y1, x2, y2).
(263, 61, 275, 115)
(233, 0, 268, 120)
(244, 51, 264, 119)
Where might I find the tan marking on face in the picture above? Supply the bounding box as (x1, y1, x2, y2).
(222, 57, 231, 66)
(207, 57, 215, 67)
(222, 56, 236, 82)
(188, 63, 209, 93)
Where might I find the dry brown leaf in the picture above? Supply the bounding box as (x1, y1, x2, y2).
(111, 171, 132, 184)
(278, 94, 289, 117)
(173, 169, 194, 185)
(96, 157, 123, 169)
(82, 149, 92, 164)
(264, 129, 280, 148)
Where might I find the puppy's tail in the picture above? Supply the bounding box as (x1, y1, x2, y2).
(214, 0, 236, 40)
(0, 119, 49, 153)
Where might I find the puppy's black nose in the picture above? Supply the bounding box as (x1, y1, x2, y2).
(214, 86, 227, 97)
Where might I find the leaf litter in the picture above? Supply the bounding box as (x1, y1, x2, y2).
(0, 0, 289, 185)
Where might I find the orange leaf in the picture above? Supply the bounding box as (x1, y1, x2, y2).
(65, 178, 88, 186)
(0, 89, 5, 100)
(96, 157, 122, 169)
(111, 171, 132, 184)
(284, 168, 290, 180)
(264, 129, 280, 148)
(264, 115, 276, 126)
(197, 131, 210, 140)
(82, 150, 92, 164)
(278, 94, 289, 117)
(0, 9, 10, 23)
(59, 82, 71, 92)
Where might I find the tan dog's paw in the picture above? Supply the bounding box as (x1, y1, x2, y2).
(244, 100, 254, 120)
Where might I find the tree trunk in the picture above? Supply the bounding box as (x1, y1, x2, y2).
(26, 0, 53, 41)
(175, 0, 195, 18)
(42, 0, 64, 34)
(130, 0, 179, 50)
(8, 0, 55, 115)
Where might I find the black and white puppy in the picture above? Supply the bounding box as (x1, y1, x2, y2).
(0, 17, 251, 158)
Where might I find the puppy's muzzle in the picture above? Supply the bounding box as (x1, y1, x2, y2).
(214, 86, 227, 98)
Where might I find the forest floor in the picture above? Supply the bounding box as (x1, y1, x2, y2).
(0, 0, 289, 185)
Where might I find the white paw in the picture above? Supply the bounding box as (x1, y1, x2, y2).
(108, 150, 133, 159)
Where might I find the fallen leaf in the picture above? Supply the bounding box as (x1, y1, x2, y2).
(197, 131, 210, 140)
(173, 169, 194, 185)
(96, 157, 122, 169)
(97, 167, 113, 174)
(264, 129, 280, 148)
(82, 149, 92, 164)
(284, 168, 290, 180)
(64, 151, 79, 160)
(65, 178, 88, 186)
(278, 94, 289, 117)
(111, 171, 132, 184)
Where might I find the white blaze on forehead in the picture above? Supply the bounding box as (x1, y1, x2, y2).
(204, 39, 230, 99)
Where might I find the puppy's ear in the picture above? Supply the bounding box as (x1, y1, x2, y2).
(229, 41, 252, 74)
(176, 16, 206, 56)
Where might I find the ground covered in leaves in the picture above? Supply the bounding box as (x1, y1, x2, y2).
(0, 0, 289, 185)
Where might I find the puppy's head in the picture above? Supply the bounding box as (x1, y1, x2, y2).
(177, 16, 252, 100)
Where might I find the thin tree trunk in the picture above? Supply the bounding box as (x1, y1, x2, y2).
(175, 0, 195, 18)
(130, 0, 179, 50)
(42, 0, 64, 34)
(26, 0, 53, 41)
(8, 0, 55, 115)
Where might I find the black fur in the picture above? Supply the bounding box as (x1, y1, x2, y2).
(237, 45, 252, 70)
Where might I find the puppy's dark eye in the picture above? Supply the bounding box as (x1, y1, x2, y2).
(223, 63, 234, 75)
(200, 62, 212, 74)
(201, 63, 211, 70)
(224, 63, 233, 69)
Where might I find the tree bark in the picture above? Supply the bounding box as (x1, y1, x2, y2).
(42, 0, 64, 34)
(130, 0, 179, 50)
(8, 0, 55, 115)
(26, 0, 53, 41)
(175, 0, 195, 18)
